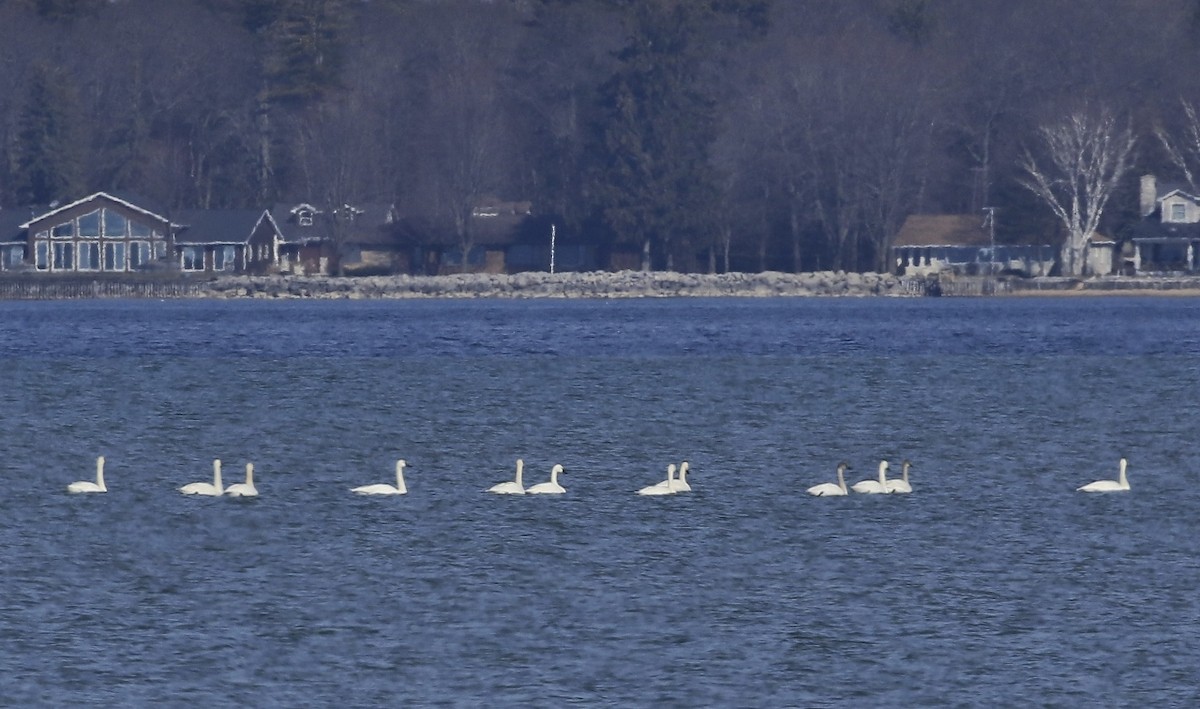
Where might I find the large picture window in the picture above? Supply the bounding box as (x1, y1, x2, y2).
(52, 221, 74, 238)
(181, 246, 204, 271)
(77, 211, 100, 237)
(103, 210, 128, 238)
(35, 241, 49, 270)
(130, 221, 152, 237)
(104, 242, 126, 271)
(129, 241, 150, 269)
(53, 242, 74, 270)
(77, 242, 100, 271)
(213, 245, 235, 271)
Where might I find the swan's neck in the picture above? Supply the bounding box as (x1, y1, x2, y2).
(213, 461, 222, 489)
(878, 462, 889, 485)
(667, 464, 676, 482)
(515, 460, 523, 486)
(1118, 459, 1128, 487)
(396, 462, 406, 491)
(245, 464, 254, 486)
(902, 464, 909, 483)
(677, 464, 688, 482)
(836, 466, 846, 489)
(96, 457, 106, 490)
(550, 466, 559, 484)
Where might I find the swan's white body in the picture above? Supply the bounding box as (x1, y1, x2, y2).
(352, 460, 408, 495)
(527, 464, 566, 494)
(180, 459, 224, 496)
(886, 460, 912, 494)
(488, 459, 526, 494)
(1078, 458, 1130, 493)
(68, 456, 107, 494)
(852, 460, 890, 494)
(225, 463, 259, 497)
(807, 462, 849, 497)
(638, 464, 677, 496)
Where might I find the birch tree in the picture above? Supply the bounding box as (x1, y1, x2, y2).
(1018, 108, 1136, 277)
(1155, 99, 1200, 194)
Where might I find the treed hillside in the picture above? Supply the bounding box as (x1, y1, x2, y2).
(3, 0, 1200, 273)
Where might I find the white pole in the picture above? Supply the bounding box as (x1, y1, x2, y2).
(550, 223, 556, 274)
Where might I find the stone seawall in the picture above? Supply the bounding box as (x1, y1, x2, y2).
(205, 270, 919, 299)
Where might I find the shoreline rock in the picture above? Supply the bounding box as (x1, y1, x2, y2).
(205, 270, 919, 299)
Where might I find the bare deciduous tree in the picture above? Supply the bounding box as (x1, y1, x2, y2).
(1018, 108, 1136, 277)
(1155, 99, 1200, 195)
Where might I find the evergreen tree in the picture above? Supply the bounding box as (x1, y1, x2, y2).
(15, 64, 83, 205)
(585, 0, 764, 271)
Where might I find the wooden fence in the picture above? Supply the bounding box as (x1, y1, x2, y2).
(0, 275, 207, 300)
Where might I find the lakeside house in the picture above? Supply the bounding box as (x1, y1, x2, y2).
(1131, 174, 1200, 274)
(892, 214, 1055, 277)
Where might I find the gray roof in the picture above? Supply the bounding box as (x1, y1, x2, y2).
(175, 209, 273, 245)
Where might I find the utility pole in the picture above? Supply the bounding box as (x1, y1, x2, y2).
(983, 207, 996, 274)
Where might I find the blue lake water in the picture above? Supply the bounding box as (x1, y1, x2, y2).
(2, 296, 1199, 706)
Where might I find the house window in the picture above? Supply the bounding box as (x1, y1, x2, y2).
(130, 221, 152, 237)
(77, 242, 100, 271)
(3, 245, 23, 269)
(298, 209, 313, 226)
(181, 246, 205, 271)
(1171, 203, 1187, 222)
(130, 241, 149, 269)
(104, 242, 126, 271)
(35, 241, 49, 270)
(78, 211, 100, 237)
(154, 241, 167, 260)
(52, 221, 74, 238)
(53, 242, 74, 270)
(213, 245, 235, 271)
(103, 209, 128, 238)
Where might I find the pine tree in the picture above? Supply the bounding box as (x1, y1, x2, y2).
(15, 64, 84, 205)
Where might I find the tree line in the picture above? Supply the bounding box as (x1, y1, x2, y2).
(3, 0, 1200, 275)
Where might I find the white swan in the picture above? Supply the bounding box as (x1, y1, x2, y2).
(852, 460, 890, 494)
(488, 459, 526, 494)
(225, 462, 259, 498)
(670, 461, 692, 492)
(638, 464, 677, 496)
(527, 464, 566, 494)
(807, 461, 850, 496)
(1078, 457, 1131, 492)
(886, 460, 913, 494)
(67, 456, 107, 494)
(180, 459, 224, 496)
(352, 459, 408, 495)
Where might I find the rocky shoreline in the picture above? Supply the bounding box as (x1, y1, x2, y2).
(205, 270, 919, 299)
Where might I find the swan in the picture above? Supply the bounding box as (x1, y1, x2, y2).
(527, 464, 566, 494)
(488, 459, 526, 494)
(352, 459, 408, 495)
(638, 464, 677, 496)
(180, 459, 224, 496)
(67, 456, 107, 494)
(1077, 457, 1131, 492)
(886, 460, 913, 494)
(225, 462, 259, 498)
(852, 460, 891, 494)
(670, 461, 692, 492)
(807, 461, 850, 496)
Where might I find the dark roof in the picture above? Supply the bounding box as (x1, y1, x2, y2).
(1130, 220, 1200, 241)
(174, 209, 273, 245)
(894, 214, 990, 247)
(270, 202, 400, 244)
(0, 208, 31, 243)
